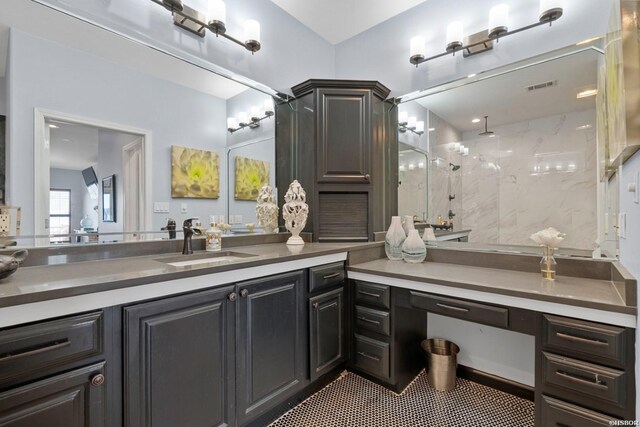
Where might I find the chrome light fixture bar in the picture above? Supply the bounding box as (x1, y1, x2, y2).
(227, 99, 275, 133)
(409, 1, 563, 66)
(397, 112, 425, 135)
(150, 0, 261, 54)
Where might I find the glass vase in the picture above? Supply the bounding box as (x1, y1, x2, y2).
(540, 246, 557, 280)
(385, 216, 406, 261)
(402, 229, 427, 263)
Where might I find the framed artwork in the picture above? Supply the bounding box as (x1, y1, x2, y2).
(102, 175, 116, 222)
(234, 156, 270, 201)
(171, 146, 220, 198)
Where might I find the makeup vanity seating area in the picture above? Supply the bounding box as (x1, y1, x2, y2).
(0, 238, 635, 427)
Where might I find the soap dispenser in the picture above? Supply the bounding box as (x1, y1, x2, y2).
(205, 216, 222, 252)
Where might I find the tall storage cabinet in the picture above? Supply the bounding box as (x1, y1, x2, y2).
(276, 80, 398, 242)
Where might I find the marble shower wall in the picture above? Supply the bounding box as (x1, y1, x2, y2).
(428, 111, 463, 224)
(398, 149, 428, 219)
(461, 109, 597, 250)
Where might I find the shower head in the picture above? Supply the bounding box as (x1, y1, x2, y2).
(478, 115, 494, 136)
(449, 163, 461, 172)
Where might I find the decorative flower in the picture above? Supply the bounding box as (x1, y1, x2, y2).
(530, 227, 566, 249)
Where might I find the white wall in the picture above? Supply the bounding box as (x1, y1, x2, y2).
(0, 76, 6, 115)
(49, 168, 87, 231)
(6, 29, 230, 235)
(34, 0, 335, 94)
(334, 0, 613, 96)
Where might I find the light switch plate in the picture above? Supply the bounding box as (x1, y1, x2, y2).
(153, 202, 170, 213)
(181, 203, 188, 214)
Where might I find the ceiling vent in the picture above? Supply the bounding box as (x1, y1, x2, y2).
(526, 80, 557, 92)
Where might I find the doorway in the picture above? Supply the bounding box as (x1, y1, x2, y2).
(34, 109, 152, 242)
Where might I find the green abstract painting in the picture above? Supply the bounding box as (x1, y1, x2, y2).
(171, 145, 219, 199)
(235, 156, 270, 201)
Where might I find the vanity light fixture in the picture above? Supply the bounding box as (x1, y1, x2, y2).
(471, 118, 481, 123)
(428, 127, 436, 132)
(409, 0, 563, 66)
(399, 117, 425, 135)
(227, 99, 275, 133)
(150, 0, 262, 54)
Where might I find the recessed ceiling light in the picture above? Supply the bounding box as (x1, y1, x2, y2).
(467, 73, 477, 78)
(576, 89, 598, 99)
(488, 134, 496, 138)
(428, 127, 435, 132)
(48, 124, 59, 129)
(471, 118, 481, 123)
(576, 124, 593, 130)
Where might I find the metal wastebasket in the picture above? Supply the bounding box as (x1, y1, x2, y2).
(421, 338, 460, 391)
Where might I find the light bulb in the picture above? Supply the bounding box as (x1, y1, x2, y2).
(458, 144, 465, 154)
(264, 98, 274, 115)
(409, 36, 426, 64)
(208, 0, 226, 28)
(446, 21, 464, 52)
(250, 105, 260, 120)
(539, 0, 563, 22)
(244, 20, 260, 43)
(227, 117, 237, 130)
(415, 121, 425, 133)
(463, 147, 469, 156)
(407, 116, 417, 129)
(238, 112, 249, 125)
(398, 111, 408, 125)
(489, 4, 509, 38)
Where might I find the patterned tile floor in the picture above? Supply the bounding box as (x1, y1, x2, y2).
(269, 370, 534, 427)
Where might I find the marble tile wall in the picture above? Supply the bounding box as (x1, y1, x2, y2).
(461, 109, 598, 250)
(398, 149, 428, 220)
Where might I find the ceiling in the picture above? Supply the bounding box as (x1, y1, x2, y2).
(270, 0, 428, 45)
(0, 0, 248, 99)
(414, 49, 599, 133)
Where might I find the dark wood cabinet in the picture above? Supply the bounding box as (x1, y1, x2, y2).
(124, 286, 235, 427)
(236, 270, 306, 425)
(309, 287, 346, 381)
(0, 362, 106, 427)
(276, 79, 397, 242)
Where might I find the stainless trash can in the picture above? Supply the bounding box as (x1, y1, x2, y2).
(421, 338, 460, 391)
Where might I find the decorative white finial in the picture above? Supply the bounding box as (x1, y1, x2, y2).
(282, 180, 308, 245)
(255, 185, 279, 234)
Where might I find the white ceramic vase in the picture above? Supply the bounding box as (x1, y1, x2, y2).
(282, 180, 308, 245)
(385, 216, 406, 261)
(422, 226, 437, 243)
(255, 185, 279, 234)
(402, 229, 427, 263)
(402, 215, 415, 236)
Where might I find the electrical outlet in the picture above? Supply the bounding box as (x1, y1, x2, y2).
(236, 215, 242, 224)
(181, 203, 188, 214)
(0, 214, 9, 234)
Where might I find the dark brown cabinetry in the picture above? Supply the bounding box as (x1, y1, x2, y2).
(124, 286, 235, 427)
(0, 311, 113, 427)
(536, 314, 635, 424)
(276, 79, 397, 242)
(236, 270, 306, 425)
(309, 263, 347, 382)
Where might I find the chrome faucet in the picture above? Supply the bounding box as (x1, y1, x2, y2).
(161, 218, 177, 239)
(182, 218, 202, 255)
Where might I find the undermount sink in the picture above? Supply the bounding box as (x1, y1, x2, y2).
(155, 251, 257, 267)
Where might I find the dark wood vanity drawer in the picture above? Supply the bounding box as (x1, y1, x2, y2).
(309, 262, 345, 293)
(355, 281, 390, 309)
(0, 312, 103, 384)
(540, 395, 621, 426)
(542, 314, 626, 368)
(409, 292, 508, 329)
(355, 305, 390, 337)
(353, 333, 390, 380)
(542, 352, 626, 409)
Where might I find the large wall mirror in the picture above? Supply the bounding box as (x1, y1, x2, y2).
(0, 0, 281, 247)
(397, 38, 622, 260)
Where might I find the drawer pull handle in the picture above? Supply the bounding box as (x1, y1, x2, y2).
(555, 370, 608, 390)
(322, 272, 342, 280)
(0, 339, 71, 363)
(358, 290, 381, 298)
(436, 303, 470, 313)
(357, 351, 380, 362)
(556, 332, 609, 347)
(240, 289, 249, 298)
(91, 373, 105, 387)
(358, 316, 381, 326)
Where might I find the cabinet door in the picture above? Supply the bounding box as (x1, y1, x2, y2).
(310, 287, 346, 381)
(124, 286, 235, 427)
(0, 362, 105, 427)
(317, 88, 371, 183)
(236, 270, 306, 425)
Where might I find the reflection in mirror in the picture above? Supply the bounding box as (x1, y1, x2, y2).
(398, 42, 619, 259)
(1, 1, 277, 247)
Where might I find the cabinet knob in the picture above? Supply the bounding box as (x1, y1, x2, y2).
(313, 302, 319, 309)
(240, 289, 249, 298)
(228, 292, 237, 301)
(364, 174, 371, 181)
(90, 373, 105, 387)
